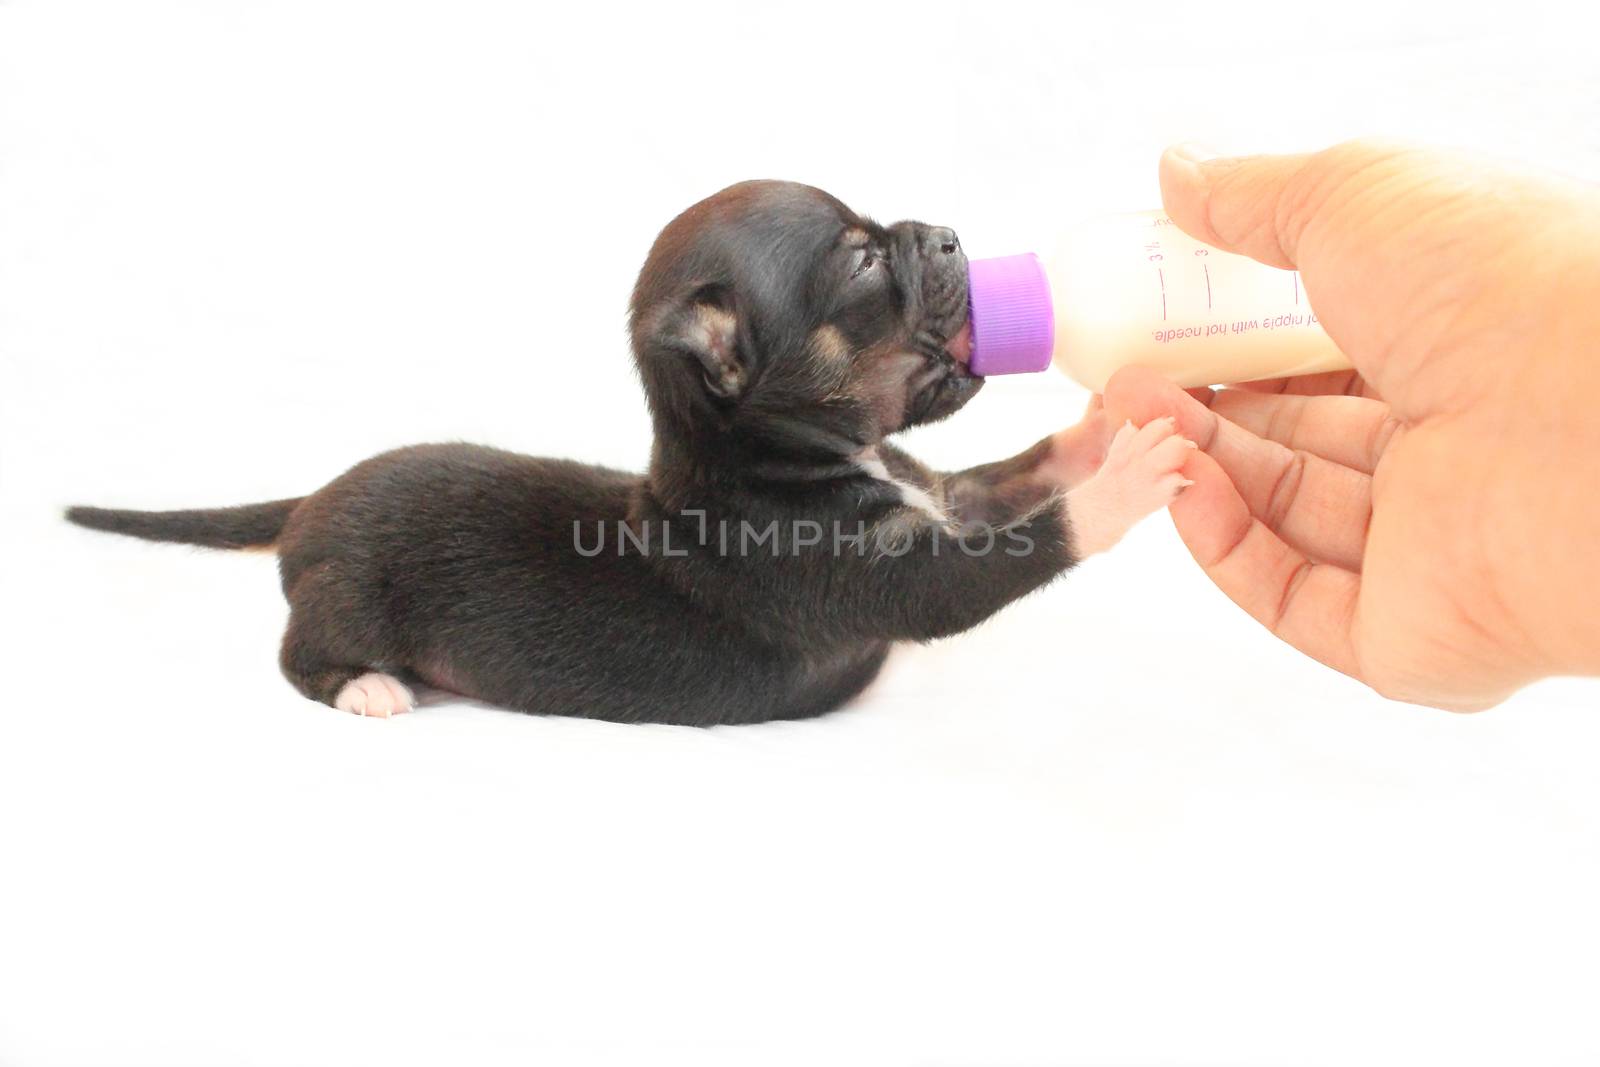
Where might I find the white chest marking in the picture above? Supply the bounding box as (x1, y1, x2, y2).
(855, 451, 947, 524)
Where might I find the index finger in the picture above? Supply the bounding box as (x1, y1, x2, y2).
(1206, 389, 1399, 476)
(1109, 367, 1373, 570)
(1227, 369, 1383, 401)
(1171, 447, 1364, 680)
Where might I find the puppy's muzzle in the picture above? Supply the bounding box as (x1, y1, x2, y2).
(921, 226, 973, 363)
(910, 226, 984, 422)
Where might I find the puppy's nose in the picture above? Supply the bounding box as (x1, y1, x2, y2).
(930, 227, 961, 256)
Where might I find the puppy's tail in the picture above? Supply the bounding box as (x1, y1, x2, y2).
(64, 498, 304, 550)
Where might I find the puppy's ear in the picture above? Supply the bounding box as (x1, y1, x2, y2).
(661, 284, 747, 400)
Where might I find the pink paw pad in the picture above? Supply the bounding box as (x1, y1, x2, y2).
(1065, 416, 1195, 557)
(334, 672, 415, 718)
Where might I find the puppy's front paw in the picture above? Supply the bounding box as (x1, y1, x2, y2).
(1064, 416, 1195, 557)
(335, 672, 415, 718)
(1040, 395, 1116, 491)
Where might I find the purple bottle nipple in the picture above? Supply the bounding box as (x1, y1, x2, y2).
(965, 253, 1055, 376)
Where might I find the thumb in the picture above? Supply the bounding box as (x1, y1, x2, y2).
(1155, 139, 1553, 409)
(1157, 139, 1413, 271)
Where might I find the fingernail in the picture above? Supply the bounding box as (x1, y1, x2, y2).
(1179, 478, 1196, 488)
(1184, 439, 1198, 449)
(1169, 142, 1221, 164)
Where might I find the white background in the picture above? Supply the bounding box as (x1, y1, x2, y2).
(3, 2, 1599, 1065)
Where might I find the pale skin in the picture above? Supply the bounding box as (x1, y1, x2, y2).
(1099, 139, 1600, 711)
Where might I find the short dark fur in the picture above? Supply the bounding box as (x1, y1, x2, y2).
(68, 181, 1083, 725)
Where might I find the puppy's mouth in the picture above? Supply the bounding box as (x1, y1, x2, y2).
(943, 321, 974, 365)
(906, 315, 982, 426)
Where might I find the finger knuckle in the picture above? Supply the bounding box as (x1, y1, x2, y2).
(1263, 449, 1307, 531)
(1273, 558, 1315, 631)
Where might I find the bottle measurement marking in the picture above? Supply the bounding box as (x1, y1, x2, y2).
(977, 210, 1348, 384)
(1146, 239, 1168, 320)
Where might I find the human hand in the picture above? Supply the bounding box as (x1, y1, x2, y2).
(1103, 140, 1600, 710)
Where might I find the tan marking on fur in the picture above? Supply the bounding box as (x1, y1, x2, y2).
(810, 324, 852, 363)
(856, 348, 923, 429)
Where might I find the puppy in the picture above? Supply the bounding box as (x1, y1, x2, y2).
(67, 181, 1192, 725)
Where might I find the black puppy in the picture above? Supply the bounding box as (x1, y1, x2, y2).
(68, 181, 1192, 725)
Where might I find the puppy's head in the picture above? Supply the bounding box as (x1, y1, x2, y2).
(630, 181, 978, 465)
